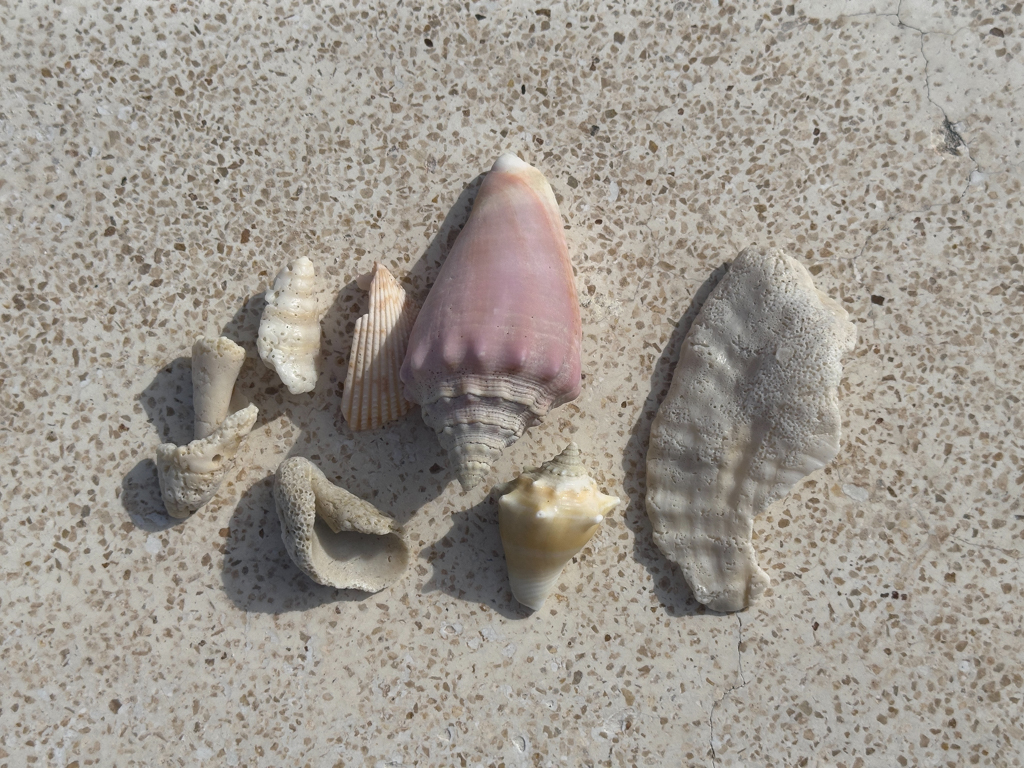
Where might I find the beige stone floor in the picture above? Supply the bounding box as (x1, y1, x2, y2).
(2, 1, 1022, 766)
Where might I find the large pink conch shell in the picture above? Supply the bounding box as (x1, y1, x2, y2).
(401, 153, 582, 490)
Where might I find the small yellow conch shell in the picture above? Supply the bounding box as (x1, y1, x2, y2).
(495, 443, 619, 610)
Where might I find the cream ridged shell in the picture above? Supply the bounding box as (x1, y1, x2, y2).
(156, 404, 259, 519)
(341, 263, 418, 431)
(258, 256, 324, 395)
(646, 247, 857, 612)
(495, 443, 619, 610)
(273, 457, 410, 592)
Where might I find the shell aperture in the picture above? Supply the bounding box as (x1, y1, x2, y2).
(273, 457, 409, 593)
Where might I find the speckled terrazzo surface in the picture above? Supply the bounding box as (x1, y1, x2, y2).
(2, 1, 1022, 766)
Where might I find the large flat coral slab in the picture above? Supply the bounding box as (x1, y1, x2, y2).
(646, 247, 856, 612)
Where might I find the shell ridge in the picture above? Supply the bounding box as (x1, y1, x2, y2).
(257, 257, 323, 394)
(341, 264, 416, 431)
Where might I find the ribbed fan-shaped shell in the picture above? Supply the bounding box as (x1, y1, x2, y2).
(341, 264, 418, 431)
(257, 256, 324, 394)
(645, 247, 856, 612)
(401, 154, 582, 490)
(495, 443, 619, 610)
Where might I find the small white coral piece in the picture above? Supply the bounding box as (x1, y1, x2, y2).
(192, 336, 246, 440)
(156, 404, 259, 518)
(273, 457, 410, 592)
(258, 256, 324, 395)
(645, 247, 857, 612)
(341, 263, 418, 431)
(495, 443, 619, 610)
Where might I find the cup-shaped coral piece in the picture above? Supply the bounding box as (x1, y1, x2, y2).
(646, 247, 857, 612)
(495, 443, 619, 610)
(156, 404, 259, 518)
(273, 457, 410, 592)
(341, 263, 419, 431)
(192, 336, 246, 440)
(401, 154, 582, 489)
(258, 256, 324, 394)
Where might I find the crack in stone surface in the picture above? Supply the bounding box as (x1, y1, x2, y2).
(890, 0, 980, 194)
(709, 614, 747, 766)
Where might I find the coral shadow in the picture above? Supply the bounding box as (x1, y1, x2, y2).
(137, 356, 193, 446)
(120, 459, 186, 531)
(402, 173, 485, 304)
(419, 498, 532, 620)
(123, 357, 194, 530)
(620, 263, 730, 617)
(220, 474, 374, 613)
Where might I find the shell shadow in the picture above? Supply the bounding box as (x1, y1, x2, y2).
(220, 290, 265, 352)
(621, 262, 730, 617)
(218, 292, 293, 429)
(219, 474, 372, 613)
(216, 174, 487, 610)
(419, 497, 532, 620)
(122, 356, 193, 530)
(120, 459, 186, 531)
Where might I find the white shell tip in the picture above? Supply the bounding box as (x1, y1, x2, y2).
(491, 153, 530, 173)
